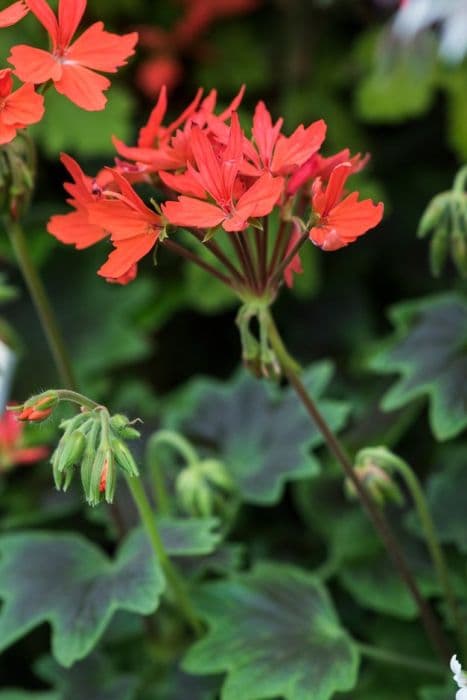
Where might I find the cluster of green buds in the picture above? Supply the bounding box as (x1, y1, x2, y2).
(176, 457, 237, 518)
(11, 389, 141, 506)
(346, 446, 404, 508)
(52, 409, 140, 506)
(0, 133, 36, 220)
(418, 164, 467, 277)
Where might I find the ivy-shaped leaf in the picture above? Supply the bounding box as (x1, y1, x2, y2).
(184, 562, 359, 700)
(166, 361, 349, 505)
(0, 518, 221, 667)
(370, 294, 467, 440)
(35, 653, 138, 700)
(0, 531, 164, 667)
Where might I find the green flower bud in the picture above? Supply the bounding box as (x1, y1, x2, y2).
(417, 193, 451, 238)
(87, 446, 113, 507)
(176, 459, 236, 518)
(110, 414, 141, 440)
(80, 420, 101, 500)
(429, 218, 450, 277)
(57, 430, 86, 473)
(111, 438, 139, 477)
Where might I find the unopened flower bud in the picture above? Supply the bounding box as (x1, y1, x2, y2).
(347, 446, 405, 507)
(110, 414, 141, 440)
(176, 459, 236, 518)
(418, 167, 467, 278)
(57, 430, 86, 473)
(0, 133, 37, 220)
(111, 437, 139, 477)
(13, 391, 59, 422)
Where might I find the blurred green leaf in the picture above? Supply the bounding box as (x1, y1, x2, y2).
(36, 652, 138, 700)
(184, 562, 359, 700)
(166, 361, 349, 505)
(31, 86, 134, 157)
(370, 294, 467, 440)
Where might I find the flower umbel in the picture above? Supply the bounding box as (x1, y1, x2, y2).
(0, 409, 48, 472)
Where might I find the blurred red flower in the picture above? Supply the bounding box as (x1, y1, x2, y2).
(0, 68, 44, 144)
(0, 410, 48, 472)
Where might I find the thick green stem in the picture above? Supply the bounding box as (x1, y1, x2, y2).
(146, 430, 199, 515)
(357, 643, 445, 677)
(265, 311, 451, 663)
(126, 475, 201, 633)
(390, 455, 465, 655)
(4, 217, 77, 390)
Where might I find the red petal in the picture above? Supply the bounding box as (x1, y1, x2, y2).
(252, 100, 283, 168)
(98, 234, 157, 279)
(54, 63, 110, 110)
(0, 121, 18, 144)
(26, 0, 58, 44)
(0, 1, 28, 28)
(9, 45, 62, 83)
(137, 85, 167, 147)
(235, 173, 284, 218)
(2, 83, 44, 125)
(160, 170, 206, 198)
(0, 69, 13, 99)
(67, 22, 138, 72)
(325, 193, 384, 244)
(58, 0, 86, 48)
(48, 209, 107, 248)
(271, 119, 326, 174)
(88, 200, 159, 240)
(162, 197, 225, 229)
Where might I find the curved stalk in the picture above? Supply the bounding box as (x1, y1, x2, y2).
(357, 643, 445, 677)
(265, 311, 451, 663)
(146, 430, 200, 515)
(126, 474, 201, 634)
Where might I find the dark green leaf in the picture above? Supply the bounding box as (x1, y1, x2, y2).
(0, 531, 164, 667)
(157, 517, 222, 556)
(423, 445, 467, 554)
(370, 294, 467, 440)
(36, 652, 138, 700)
(184, 562, 359, 700)
(167, 362, 349, 505)
(418, 686, 452, 700)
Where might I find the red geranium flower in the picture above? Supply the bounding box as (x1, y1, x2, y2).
(0, 409, 48, 472)
(162, 113, 284, 232)
(0, 0, 28, 27)
(0, 68, 44, 144)
(9, 0, 138, 110)
(87, 170, 162, 282)
(47, 153, 108, 249)
(242, 101, 326, 177)
(309, 162, 383, 251)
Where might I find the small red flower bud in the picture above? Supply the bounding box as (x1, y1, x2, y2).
(26, 408, 53, 422)
(99, 460, 109, 493)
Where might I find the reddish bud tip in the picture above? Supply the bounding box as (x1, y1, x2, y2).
(99, 460, 109, 493)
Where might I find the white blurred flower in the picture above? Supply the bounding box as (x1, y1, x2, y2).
(392, 0, 467, 63)
(451, 655, 467, 699)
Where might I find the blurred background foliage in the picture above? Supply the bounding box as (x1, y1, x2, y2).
(1, 0, 466, 697)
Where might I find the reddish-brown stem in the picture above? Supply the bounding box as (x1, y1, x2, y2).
(266, 312, 451, 664)
(163, 239, 234, 287)
(187, 229, 247, 286)
(267, 231, 308, 290)
(232, 234, 258, 292)
(268, 219, 289, 277)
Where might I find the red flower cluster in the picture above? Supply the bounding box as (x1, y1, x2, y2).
(48, 86, 384, 289)
(0, 409, 48, 472)
(0, 0, 137, 144)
